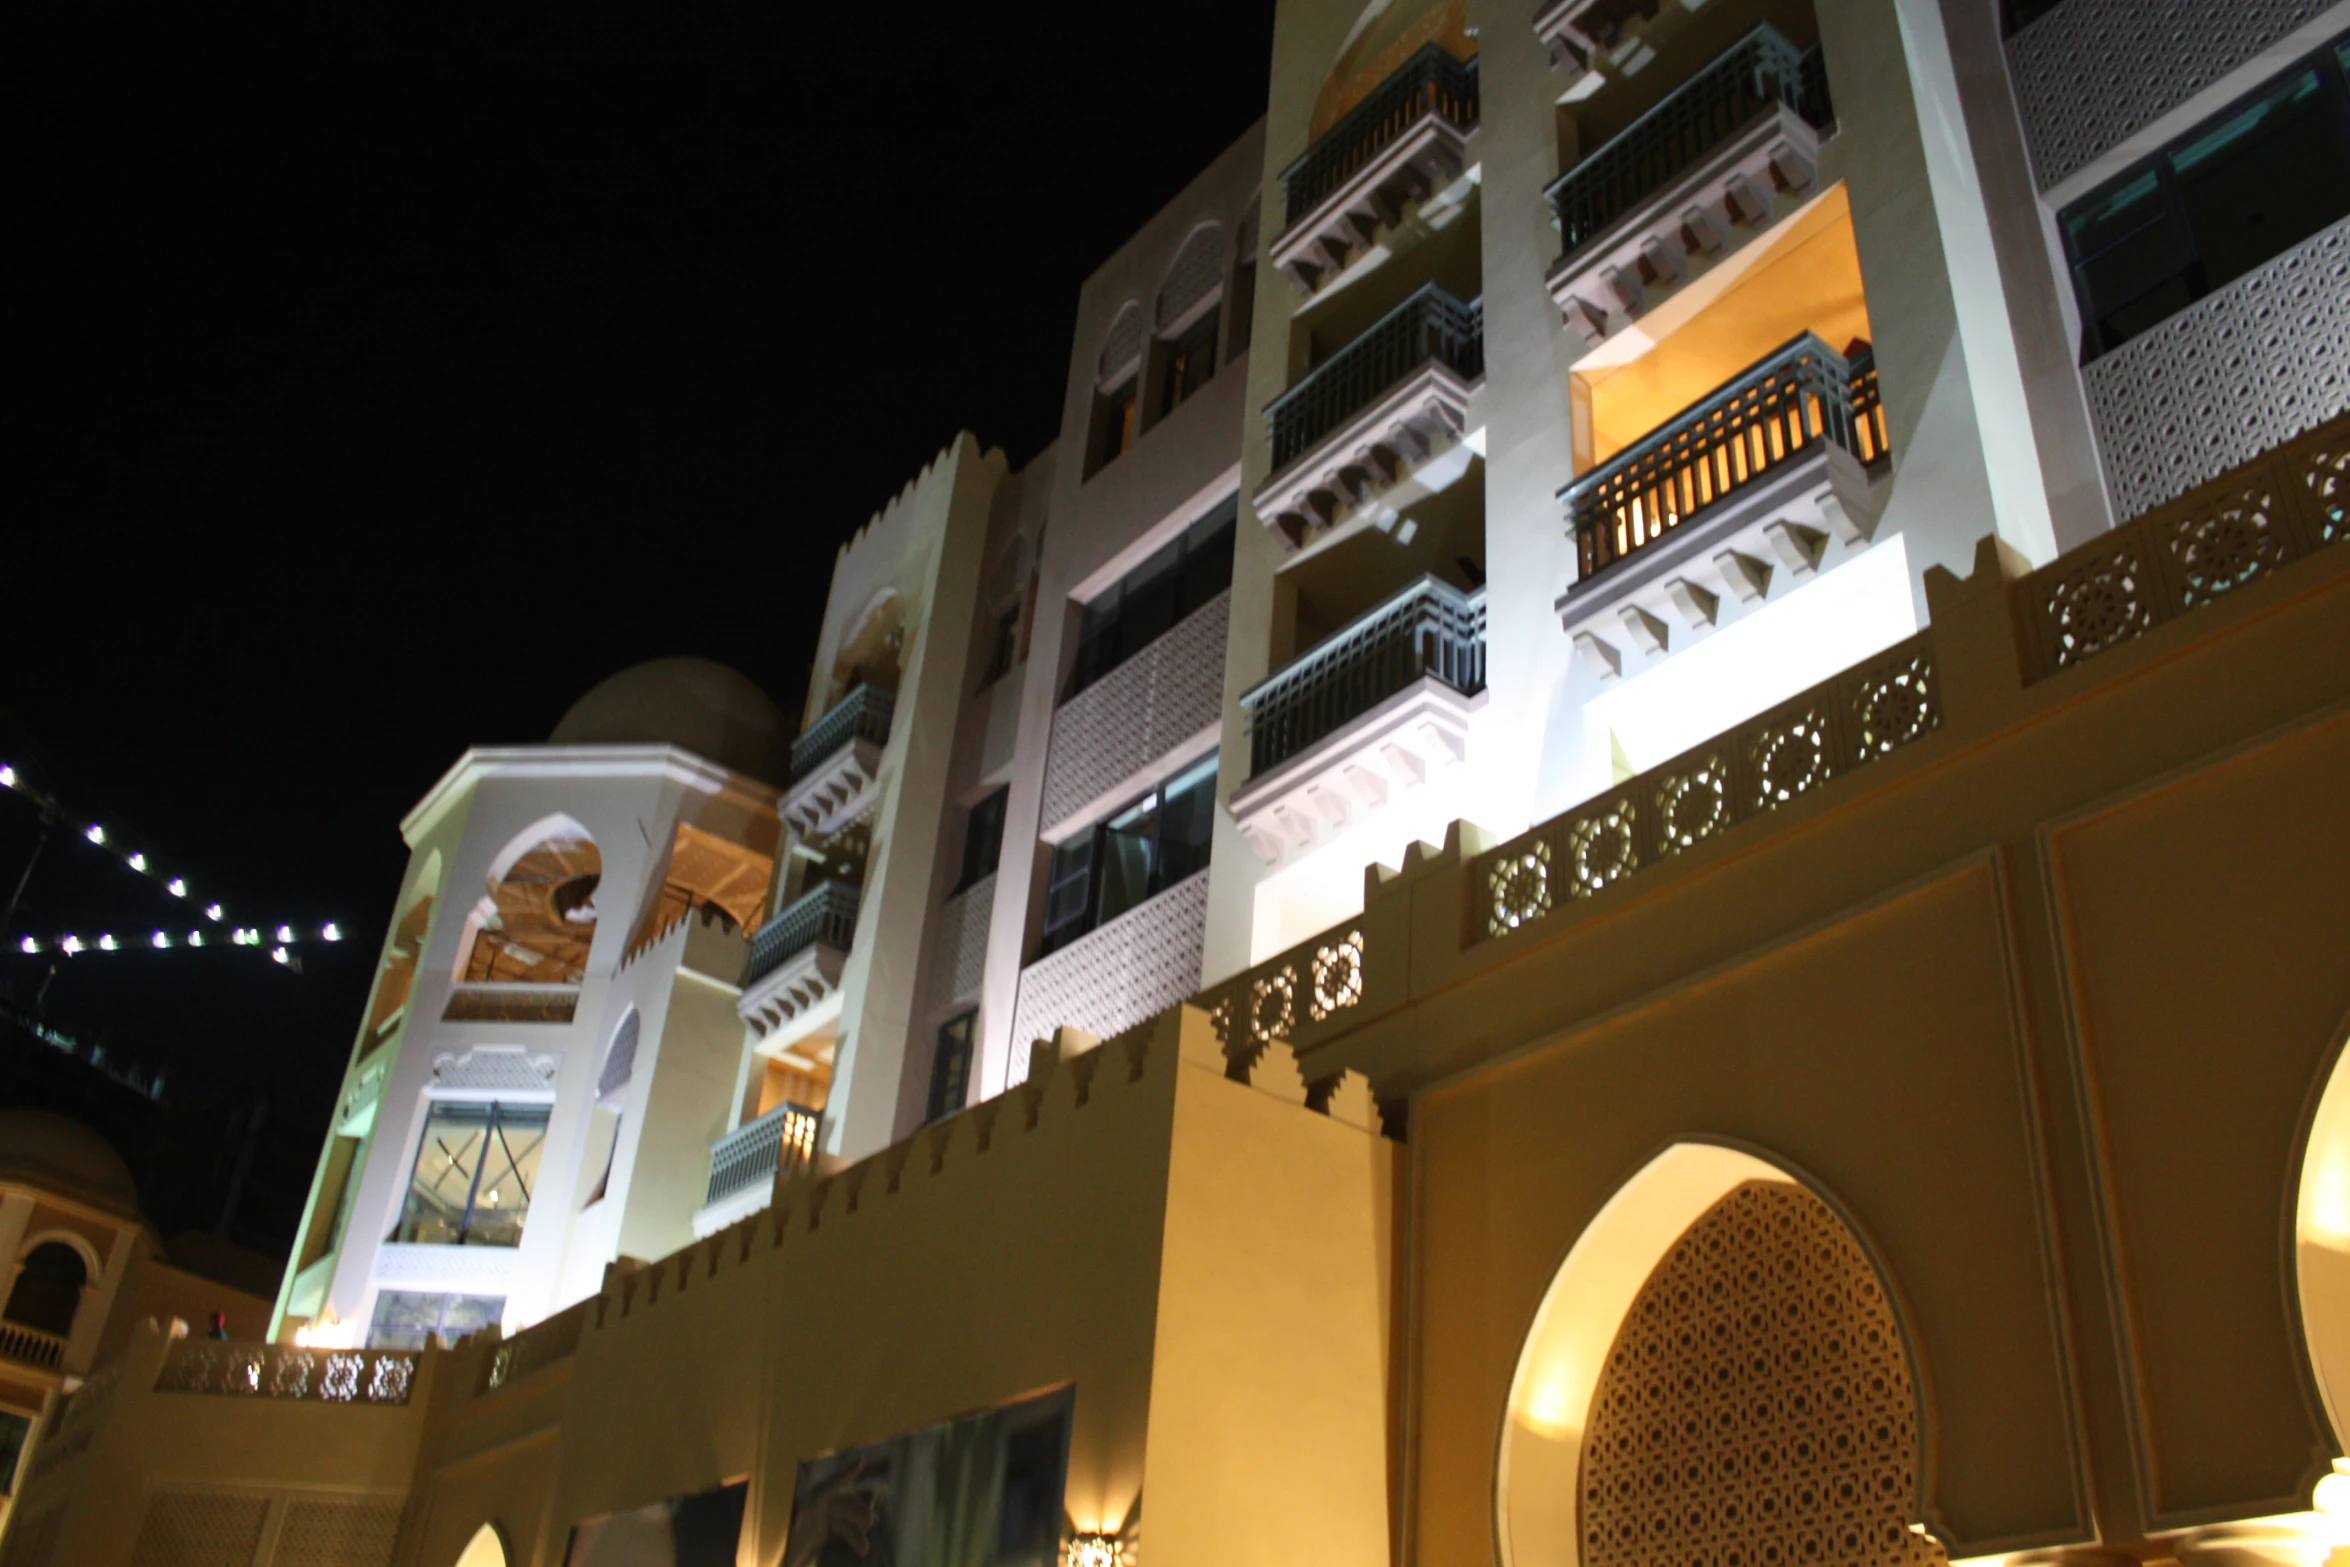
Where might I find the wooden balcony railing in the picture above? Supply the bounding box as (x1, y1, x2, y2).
(1562, 333, 1886, 586)
(1241, 576, 1486, 778)
(704, 1101, 821, 1207)
(1265, 285, 1484, 475)
(789, 684, 895, 786)
(1281, 44, 1480, 229)
(1546, 25, 1833, 259)
(745, 881, 859, 989)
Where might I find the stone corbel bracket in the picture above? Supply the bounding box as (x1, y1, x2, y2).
(1254, 363, 1478, 552)
(1229, 679, 1487, 865)
(1272, 117, 1475, 297)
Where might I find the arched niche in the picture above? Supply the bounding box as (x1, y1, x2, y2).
(1311, 0, 1473, 140)
(458, 816, 601, 985)
(5, 1239, 91, 1338)
(365, 849, 443, 1041)
(452, 1522, 508, 1567)
(2297, 1026, 2350, 1453)
(830, 590, 906, 705)
(1499, 1143, 1943, 1567)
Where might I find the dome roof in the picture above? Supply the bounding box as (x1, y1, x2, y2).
(0, 1109, 140, 1216)
(549, 658, 790, 783)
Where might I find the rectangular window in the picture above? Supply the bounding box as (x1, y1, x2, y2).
(395, 1101, 549, 1246)
(927, 1011, 976, 1123)
(1038, 755, 1217, 955)
(983, 604, 1021, 685)
(1158, 306, 1221, 417)
(1068, 499, 1237, 696)
(1088, 376, 1139, 475)
(366, 1289, 504, 1351)
(2061, 40, 2350, 357)
(958, 789, 1008, 892)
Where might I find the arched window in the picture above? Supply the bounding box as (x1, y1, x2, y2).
(459, 821, 601, 985)
(453, 1522, 508, 1567)
(2299, 1032, 2350, 1452)
(5, 1241, 89, 1338)
(1502, 1148, 1942, 1567)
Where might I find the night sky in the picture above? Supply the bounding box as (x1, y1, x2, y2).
(7, 0, 1274, 1132)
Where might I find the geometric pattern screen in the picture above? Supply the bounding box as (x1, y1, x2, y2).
(1581, 1182, 1946, 1567)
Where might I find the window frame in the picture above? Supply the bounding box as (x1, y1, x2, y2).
(1038, 754, 1217, 956)
(956, 788, 1008, 894)
(1067, 500, 1237, 698)
(927, 1010, 977, 1124)
(394, 1099, 550, 1248)
(1156, 304, 1222, 419)
(2059, 35, 2350, 360)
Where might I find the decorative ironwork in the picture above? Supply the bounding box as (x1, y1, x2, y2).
(1581, 1181, 1944, 1567)
(1240, 576, 1486, 777)
(1546, 26, 1832, 259)
(1264, 285, 1484, 474)
(156, 1341, 419, 1406)
(703, 1101, 821, 1207)
(746, 881, 860, 988)
(2017, 411, 2348, 680)
(789, 683, 895, 786)
(1473, 633, 1940, 941)
(1560, 333, 1885, 587)
(1281, 45, 1480, 227)
(1310, 931, 1366, 1021)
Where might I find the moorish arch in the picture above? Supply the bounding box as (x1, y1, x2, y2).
(2296, 1022, 2350, 1457)
(1500, 1144, 1943, 1567)
(457, 816, 601, 985)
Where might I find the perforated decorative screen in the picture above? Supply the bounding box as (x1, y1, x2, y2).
(1581, 1181, 1945, 1567)
(271, 1496, 403, 1567)
(128, 1489, 270, 1567)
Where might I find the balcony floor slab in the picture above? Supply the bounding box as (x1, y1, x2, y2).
(738, 941, 846, 1046)
(1231, 677, 1488, 866)
(782, 737, 883, 838)
(1256, 362, 1482, 551)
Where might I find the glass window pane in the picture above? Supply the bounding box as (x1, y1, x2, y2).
(1043, 838, 1093, 938)
(1096, 798, 1159, 925)
(398, 1103, 490, 1245)
(1178, 507, 1238, 617)
(1156, 757, 1219, 888)
(467, 1106, 548, 1247)
(2172, 67, 2350, 290)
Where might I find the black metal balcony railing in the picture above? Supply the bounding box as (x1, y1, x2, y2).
(1547, 25, 1833, 259)
(1265, 285, 1484, 474)
(1241, 576, 1487, 777)
(703, 1101, 821, 1207)
(744, 880, 860, 988)
(788, 684, 895, 787)
(1281, 44, 1481, 228)
(1562, 333, 1888, 585)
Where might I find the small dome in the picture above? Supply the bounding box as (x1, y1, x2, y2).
(550, 658, 789, 783)
(0, 1110, 140, 1216)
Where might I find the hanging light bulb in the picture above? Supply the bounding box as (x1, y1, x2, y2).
(98, 934, 118, 951)
(205, 903, 223, 922)
(271, 946, 290, 965)
(86, 824, 106, 845)
(322, 923, 342, 942)
(19, 936, 37, 955)
(152, 932, 171, 949)
(129, 853, 148, 871)
(168, 878, 187, 897)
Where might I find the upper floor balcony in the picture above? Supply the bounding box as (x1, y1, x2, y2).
(738, 879, 859, 1044)
(0, 1319, 67, 1375)
(1546, 26, 1834, 346)
(782, 683, 894, 838)
(1230, 575, 1487, 865)
(1271, 44, 1480, 297)
(1256, 284, 1484, 551)
(1555, 332, 1887, 682)
(692, 1099, 820, 1236)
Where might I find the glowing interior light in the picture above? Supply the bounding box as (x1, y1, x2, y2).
(188, 932, 204, 947)
(152, 932, 171, 949)
(129, 852, 148, 871)
(322, 923, 341, 942)
(86, 824, 106, 845)
(19, 937, 37, 955)
(60, 936, 83, 955)
(278, 925, 295, 944)
(0, 766, 14, 787)
(271, 946, 290, 965)
(206, 903, 223, 922)
(98, 934, 118, 951)
(168, 878, 187, 897)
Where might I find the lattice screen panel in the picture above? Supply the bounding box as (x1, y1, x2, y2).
(129, 1489, 270, 1567)
(271, 1496, 404, 1567)
(1581, 1181, 1944, 1567)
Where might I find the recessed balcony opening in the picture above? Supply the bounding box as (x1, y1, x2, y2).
(782, 683, 894, 839)
(1284, 473, 1484, 655)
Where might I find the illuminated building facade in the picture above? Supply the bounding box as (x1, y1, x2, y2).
(4, 0, 2349, 1564)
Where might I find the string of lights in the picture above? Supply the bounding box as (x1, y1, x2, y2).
(1, 759, 344, 968)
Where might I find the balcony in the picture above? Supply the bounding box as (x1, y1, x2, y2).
(1256, 285, 1484, 550)
(693, 1101, 820, 1235)
(1271, 44, 1480, 296)
(1555, 333, 1887, 682)
(1534, 0, 1670, 81)
(1545, 27, 1834, 345)
(782, 683, 894, 838)
(737, 880, 859, 1044)
(1229, 576, 1487, 865)
(0, 1320, 66, 1374)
